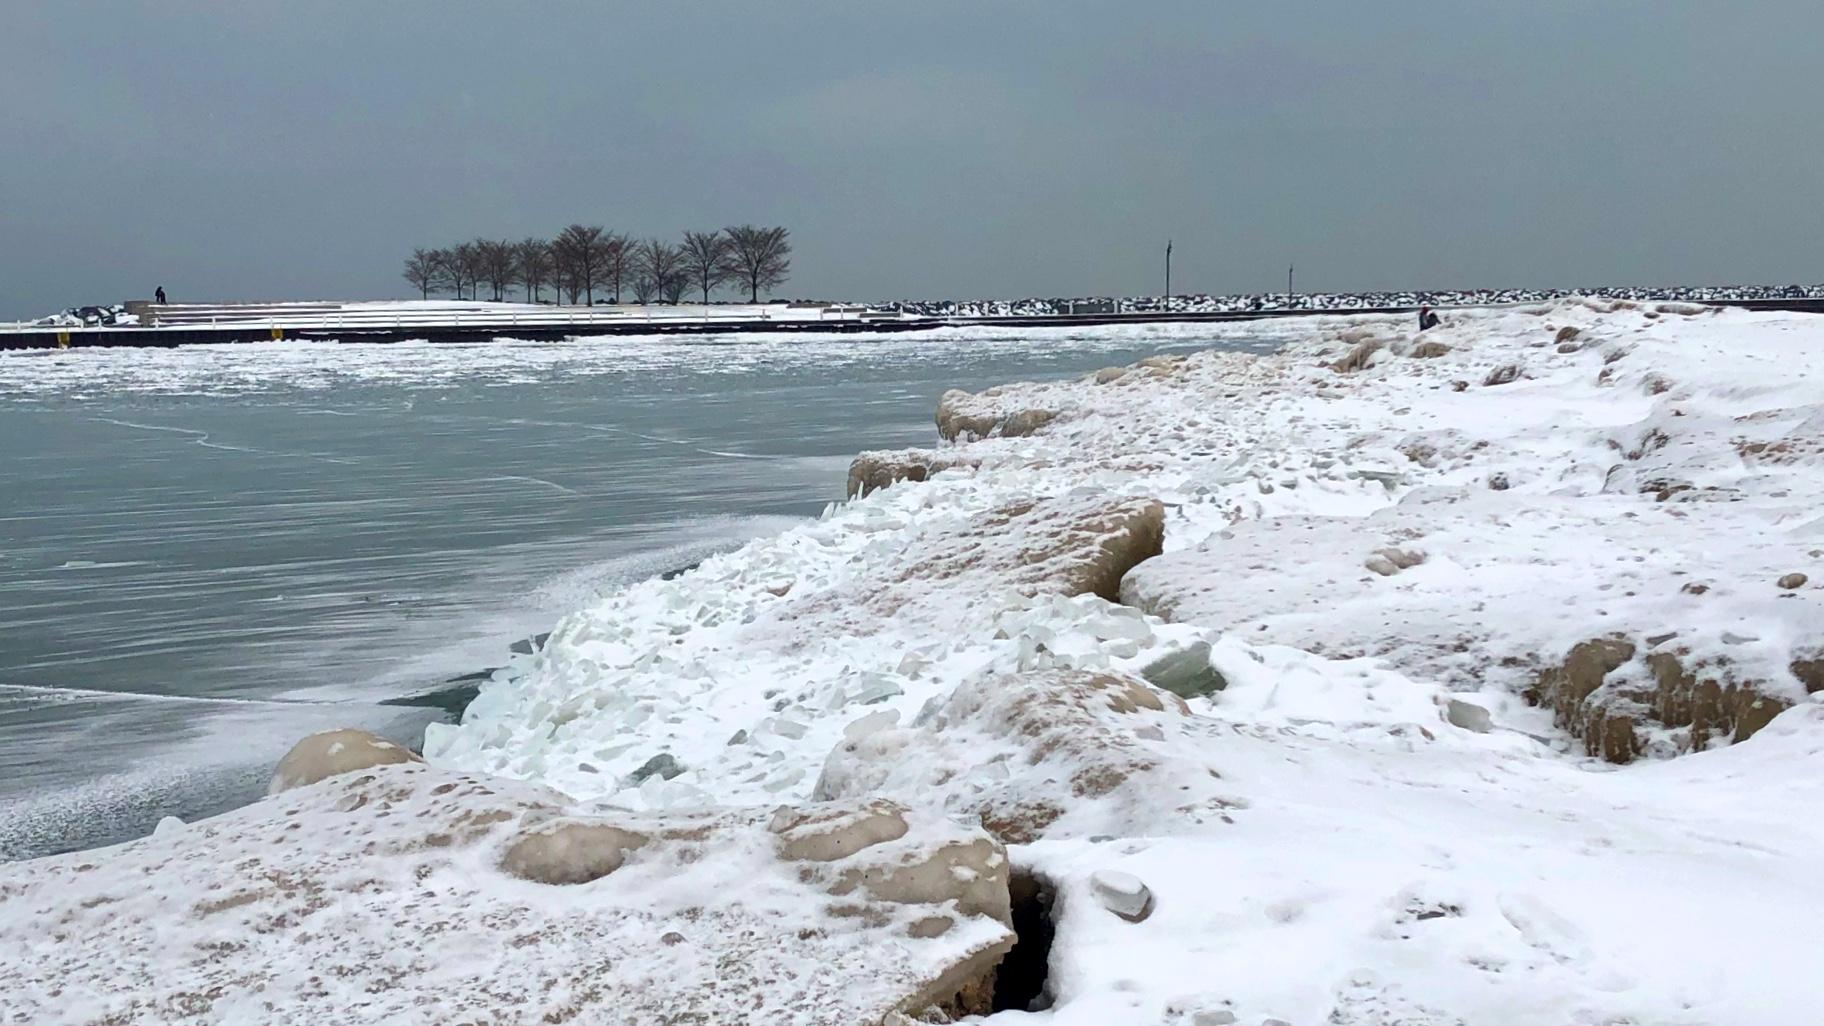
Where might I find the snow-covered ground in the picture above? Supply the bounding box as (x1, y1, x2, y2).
(424, 298, 1824, 1023)
(0, 758, 1018, 1024)
(5, 300, 1822, 1024)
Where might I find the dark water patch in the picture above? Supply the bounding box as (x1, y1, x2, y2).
(379, 681, 484, 726)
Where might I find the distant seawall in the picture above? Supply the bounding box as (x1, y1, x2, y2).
(6, 297, 1824, 351)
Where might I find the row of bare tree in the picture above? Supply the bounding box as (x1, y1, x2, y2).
(401, 225, 791, 306)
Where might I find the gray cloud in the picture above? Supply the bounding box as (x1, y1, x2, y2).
(3, 0, 1820, 317)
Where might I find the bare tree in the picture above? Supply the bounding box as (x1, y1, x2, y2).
(409, 225, 786, 304)
(456, 242, 484, 300)
(679, 230, 733, 304)
(433, 243, 482, 300)
(475, 239, 519, 302)
(549, 242, 577, 303)
(630, 269, 658, 304)
(601, 233, 632, 304)
(722, 225, 792, 303)
(427, 247, 456, 297)
(470, 240, 496, 301)
(552, 224, 612, 305)
(402, 248, 438, 300)
(516, 238, 554, 303)
(634, 238, 686, 305)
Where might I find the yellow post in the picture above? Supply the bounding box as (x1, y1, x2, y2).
(270, 326, 284, 340)
(56, 331, 70, 349)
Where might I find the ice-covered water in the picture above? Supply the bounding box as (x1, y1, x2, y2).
(0, 324, 1289, 860)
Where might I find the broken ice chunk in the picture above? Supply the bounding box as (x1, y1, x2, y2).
(1091, 869, 1154, 922)
(762, 767, 805, 793)
(843, 709, 900, 741)
(851, 679, 904, 705)
(1446, 698, 1492, 733)
(1139, 641, 1227, 699)
(627, 753, 685, 784)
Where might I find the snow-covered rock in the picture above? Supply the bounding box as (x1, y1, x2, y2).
(847, 448, 979, 498)
(814, 669, 1223, 843)
(231, 299, 1824, 1022)
(936, 387, 1060, 441)
(267, 727, 421, 794)
(0, 763, 1015, 1025)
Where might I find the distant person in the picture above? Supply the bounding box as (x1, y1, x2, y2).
(155, 286, 167, 304)
(1418, 304, 1441, 331)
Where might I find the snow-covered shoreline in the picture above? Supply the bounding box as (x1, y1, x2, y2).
(426, 296, 1824, 1022)
(419, 292, 1816, 1015)
(5, 300, 1823, 1024)
(432, 297, 1823, 797)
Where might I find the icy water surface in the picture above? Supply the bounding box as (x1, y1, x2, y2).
(0, 323, 1293, 858)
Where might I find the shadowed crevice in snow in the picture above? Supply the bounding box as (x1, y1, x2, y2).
(993, 865, 1057, 1013)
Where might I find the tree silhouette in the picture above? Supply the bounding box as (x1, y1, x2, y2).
(402, 248, 437, 300)
(680, 230, 733, 304)
(552, 224, 610, 305)
(722, 225, 791, 303)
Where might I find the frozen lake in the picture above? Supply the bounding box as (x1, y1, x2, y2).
(0, 324, 1292, 859)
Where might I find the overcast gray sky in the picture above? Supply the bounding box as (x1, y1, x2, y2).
(2, 1, 1820, 317)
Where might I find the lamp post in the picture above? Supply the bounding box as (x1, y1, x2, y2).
(1165, 240, 1173, 300)
(1287, 263, 1294, 303)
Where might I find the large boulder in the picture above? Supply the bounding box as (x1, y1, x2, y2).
(1537, 637, 1638, 738)
(814, 670, 1225, 844)
(894, 495, 1163, 605)
(1791, 654, 1824, 694)
(1482, 363, 1522, 386)
(1645, 649, 1792, 751)
(1327, 339, 1385, 373)
(935, 388, 1058, 442)
(1531, 637, 1797, 763)
(847, 448, 979, 498)
(268, 727, 421, 794)
(0, 762, 1015, 1026)
(787, 494, 1166, 635)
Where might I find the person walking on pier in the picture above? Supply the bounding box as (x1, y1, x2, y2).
(1418, 304, 1441, 331)
(155, 286, 167, 304)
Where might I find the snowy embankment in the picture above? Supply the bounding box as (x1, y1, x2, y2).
(5, 299, 1822, 1024)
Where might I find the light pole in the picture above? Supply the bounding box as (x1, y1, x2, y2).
(1165, 240, 1173, 300)
(1287, 263, 1294, 302)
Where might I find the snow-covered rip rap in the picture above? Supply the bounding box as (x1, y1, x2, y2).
(7, 302, 1822, 1025)
(427, 299, 1824, 1024)
(0, 761, 1016, 1024)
